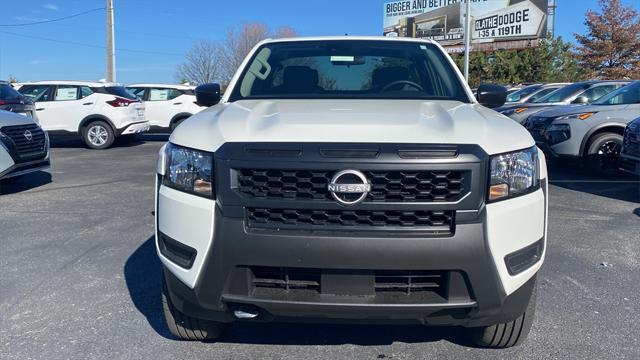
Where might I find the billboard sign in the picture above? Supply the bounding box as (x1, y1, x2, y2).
(383, 0, 548, 48)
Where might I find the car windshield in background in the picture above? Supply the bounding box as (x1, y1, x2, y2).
(229, 40, 470, 102)
(0, 84, 24, 101)
(506, 85, 541, 102)
(534, 83, 589, 103)
(105, 86, 137, 100)
(593, 81, 640, 105)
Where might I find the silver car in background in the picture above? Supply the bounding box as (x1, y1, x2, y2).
(504, 83, 570, 105)
(524, 81, 640, 174)
(499, 80, 630, 124)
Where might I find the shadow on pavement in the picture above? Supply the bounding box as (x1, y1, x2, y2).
(49, 134, 168, 149)
(0, 170, 52, 195)
(124, 235, 174, 339)
(124, 237, 470, 346)
(547, 161, 640, 204)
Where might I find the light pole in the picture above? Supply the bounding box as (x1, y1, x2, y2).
(106, 0, 116, 82)
(463, 0, 471, 82)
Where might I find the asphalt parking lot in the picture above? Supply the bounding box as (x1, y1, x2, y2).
(1, 137, 639, 360)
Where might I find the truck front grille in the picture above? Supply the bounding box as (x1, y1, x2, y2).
(247, 266, 447, 298)
(246, 207, 454, 233)
(237, 169, 467, 203)
(0, 124, 47, 160)
(622, 125, 639, 155)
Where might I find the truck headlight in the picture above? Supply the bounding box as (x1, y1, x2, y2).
(163, 143, 214, 197)
(488, 146, 539, 202)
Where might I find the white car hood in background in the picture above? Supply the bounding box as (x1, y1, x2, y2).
(170, 99, 534, 155)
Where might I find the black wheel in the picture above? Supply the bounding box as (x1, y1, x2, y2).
(170, 117, 189, 132)
(162, 276, 227, 341)
(466, 280, 537, 348)
(82, 120, 115, 149)
(584, 132, 623, 176)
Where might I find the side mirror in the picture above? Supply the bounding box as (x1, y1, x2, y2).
(195, 83, 221, 107)
(476, 84, 508, 109)
(572, 96, 589, 104)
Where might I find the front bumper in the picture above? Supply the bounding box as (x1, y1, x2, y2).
(156, 184, 547, 327)
(156, 143, 547, 327)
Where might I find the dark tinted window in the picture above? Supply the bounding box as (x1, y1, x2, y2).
(19, 85, 52, 102)
(80, 86, 93, 98)
(230, 40, 469, 102)
(127, 87, 146, 99)
(528, 87, 556, 102)
(506, 85, 542, 102)
(534, 83, 590, 103)
(579, 85, 618, 102)
(594, 82, 640, 105)
(105, 86, 137, 100)
(0, 84, 23, 100)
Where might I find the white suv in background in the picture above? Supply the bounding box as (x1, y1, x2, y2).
(127, 84, 204, 132)
(16, 81, 149, 149)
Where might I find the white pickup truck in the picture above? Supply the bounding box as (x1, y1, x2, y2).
(155, 36, 548, 348)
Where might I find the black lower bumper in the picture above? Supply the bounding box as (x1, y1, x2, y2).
(620, 154, 640, 175)
(0, 158, 50, 179)
(163, 206, 539, 328)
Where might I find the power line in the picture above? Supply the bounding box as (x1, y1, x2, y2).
(0, 30, 183, 56)
(0, 7, 106, 27)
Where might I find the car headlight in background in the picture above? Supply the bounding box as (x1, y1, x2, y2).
(488, 146, 539, 202)
(544, 123, 572, 145)
(163, 143, 214, 197)
(556, 112, 595, 121)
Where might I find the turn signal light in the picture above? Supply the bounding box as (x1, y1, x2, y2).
(578, 113, 594, 120)
(489, 184, 509, 201)
(515, 108, 527, 114)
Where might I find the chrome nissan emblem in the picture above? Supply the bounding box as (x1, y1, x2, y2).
(328, 169, 371, 206)
(23, 130, 33, 141)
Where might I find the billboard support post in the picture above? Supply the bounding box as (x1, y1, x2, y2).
(463, 0, 471, 82)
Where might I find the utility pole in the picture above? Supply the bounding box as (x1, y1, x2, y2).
(463, 0, 471, 82)
(106, 0, 116, 82)
(548, 0, 557, 38)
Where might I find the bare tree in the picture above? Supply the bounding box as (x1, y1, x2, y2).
(176, 22, 298, 86)
(175, 40, 223, 85)
(219, 22, 299, 82)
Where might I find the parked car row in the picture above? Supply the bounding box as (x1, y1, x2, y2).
(497, 80, 639, 175)
(3, 81, 205, 150)
(1, 80, 206, 181)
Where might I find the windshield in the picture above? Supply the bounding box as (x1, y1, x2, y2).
(593, 82, 640, 105)
(229, 40, 470, 102)
(534, 83, 589, 103)
(506, 85, 542, 102)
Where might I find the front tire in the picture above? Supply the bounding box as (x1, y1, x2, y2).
(584, 132, 623, 176)
(466, 280, 537, 348)
(162, 276, 227, 341)
(82, 121, 115, 149)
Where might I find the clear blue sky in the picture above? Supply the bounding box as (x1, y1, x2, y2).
(1, 0, 638, 84)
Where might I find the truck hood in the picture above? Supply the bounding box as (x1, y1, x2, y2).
(170, 99, 534, 155)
